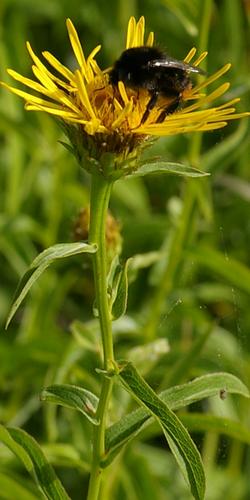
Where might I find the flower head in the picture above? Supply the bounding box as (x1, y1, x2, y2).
(1, 16, 249, 177)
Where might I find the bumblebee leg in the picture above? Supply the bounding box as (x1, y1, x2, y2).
(141, 91, 159, 124)
(157, 96, 180, 123)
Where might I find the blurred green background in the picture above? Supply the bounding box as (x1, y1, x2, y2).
(0, 0, 250, 499)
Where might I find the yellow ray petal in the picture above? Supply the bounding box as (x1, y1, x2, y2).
(31, 65, 58, 91)
(135, 122, 202, 135)
(25, 102, 79, 118)
(216, 97, 240, 109)
(66, 19, 87, 72)
(161, 109, 215, 124)
(113, 97, 123, 111)
(112, 100, 133, 128)
(0, 81, 59, 107)
(87, 45, 101, 62)
(26, 42, 72, 91)
(182, 82, 230, 114)
(89, 59, 103, 76)
(199, 122, 227, 131)
(42, 51, 75, 82)
(216, 112, 250, 120)
(7, 68, 51, 97)
(75, 70, 96, 119)
(85, 46, 102, 81)
(118, 81, 129, 105)
(126, 16, 136, 49)
(199, 82, 230, 104)
(30, 65, 80, 113)
(135, 16, 145, 46)
(193, 51, 208, 67)
(146, 31, 154, 47)
(184, 47, 196, 63)
(192, 64, 231, 93)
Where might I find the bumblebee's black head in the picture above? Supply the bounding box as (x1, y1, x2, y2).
(109, 46, 165, 88)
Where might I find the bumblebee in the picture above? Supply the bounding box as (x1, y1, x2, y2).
(110, 46, 205, 123)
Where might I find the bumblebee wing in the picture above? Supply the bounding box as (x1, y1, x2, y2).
(149, 57, 205, 75)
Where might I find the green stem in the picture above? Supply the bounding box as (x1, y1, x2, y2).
(87, 173, 115, 500)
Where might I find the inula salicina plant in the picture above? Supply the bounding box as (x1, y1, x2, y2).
(0, 5, 250, 500)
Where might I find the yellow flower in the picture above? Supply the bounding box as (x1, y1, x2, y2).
(1, 16, 249, 175)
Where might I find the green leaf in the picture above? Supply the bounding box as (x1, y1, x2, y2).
(108, 251, 162, 320)
(107, 256, 122, 306)
(6, 241, 97, 328)
(161, 372, 249, 404)
(105, 372, 249, 463)
(41, 384, 99, 425)
(187, 245, 250, 294)
(108, 252, 162, 306)
(0, 425, 33, 472)
(116, 361, 206, 500)
(130, 161, 209, 178)
(111, 260, 129, 320)
(0, 425, 70, 499)
(180, 413, 250, 444)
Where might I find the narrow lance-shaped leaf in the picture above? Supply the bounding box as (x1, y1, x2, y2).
(129, 160, 210, 178)
(6, 241, 97, 328)
(109, 252, 161, 320)
(0, 425, 70, 500)
(41, 384, 99, 425)
(105, 372, 249, 464)
(111, 259, 129, 320)
(116, 361, 206, 500)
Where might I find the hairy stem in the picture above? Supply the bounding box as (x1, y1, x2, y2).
(87, 173, 114, 500)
